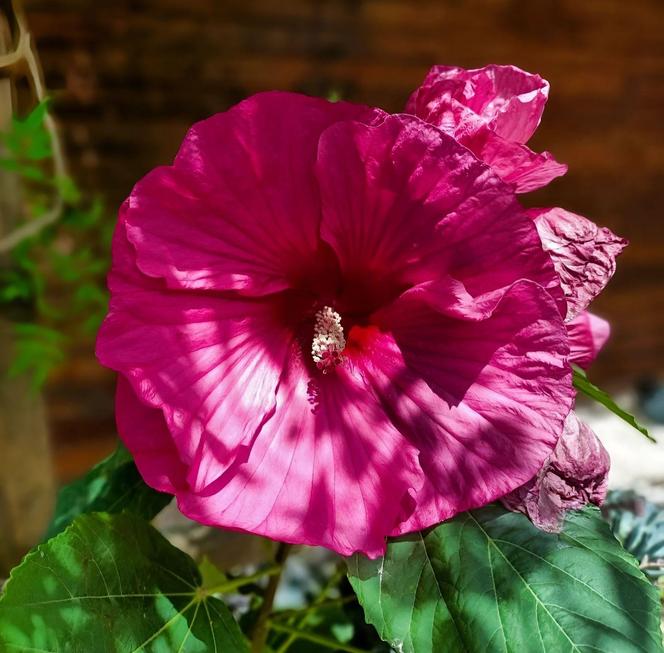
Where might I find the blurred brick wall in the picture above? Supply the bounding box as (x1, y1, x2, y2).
(21, 0, 664, 477)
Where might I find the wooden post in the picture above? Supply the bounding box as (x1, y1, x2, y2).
(0, 0, 54, 576)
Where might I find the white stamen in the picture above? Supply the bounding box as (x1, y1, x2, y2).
(311, 306, 346, 373)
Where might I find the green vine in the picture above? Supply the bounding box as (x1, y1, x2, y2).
(0, 99, 109, 388)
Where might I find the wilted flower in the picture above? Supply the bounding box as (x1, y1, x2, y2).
(502, 412, 610, 532)
(97, 91, 577, 556)
(529, 207, 626, 321)
(530, 205, 626, 370)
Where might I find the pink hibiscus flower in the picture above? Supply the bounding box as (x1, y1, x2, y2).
(96, 91, 578, 556)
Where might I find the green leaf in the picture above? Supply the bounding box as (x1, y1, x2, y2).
(13, 322, 62, 341)
(73, 282, 108, 311)
(0, 157, 47, 180)
(281, 605, 356, 653)
(349, 505, 664, 653)
(573, 365, 655, 442)
(44, 442, 172, 541)
(2, 99, 52, 161)
(198, 556, 229, 590)
(23, 98, 51, 130)
(0, 512, 249, 652)
(62, 198, 104, 229)
(0, 267, 35, 304)
(53, 174, 81, 204)
(50, 248, 106, 283)
(8, 323, 66, 390)
(330, 621, 354, 644)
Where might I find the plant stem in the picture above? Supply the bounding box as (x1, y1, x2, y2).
(274, 562, 348, 653)
(0, 0, 68, 254)
(205, 564, 281, 596)
(269, 622, 368, 653)
(250, 542, 291, 653)
(272, 595, 355, 622)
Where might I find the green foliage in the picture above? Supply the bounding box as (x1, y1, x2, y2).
(44, 442, 172, 541)
(573, 365, 654, 441)
(198, 556, 229, 590)
(326, 89, 342, 102)
(0, 99, 52, 164)
(8, 322, 65, 390)
(348, 504, 664, 653)
(268, 564, 360, 653)
(603, 490, 664, 580)
(279, 604, 356, 653)
(0, 100, 110, 387)
(54, 174, 82, 204)
(0, 266, 34, 305)
(0, 512, 249, 653)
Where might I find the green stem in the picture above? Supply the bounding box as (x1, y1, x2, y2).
(205, 564, 281, 596)
(250, 542, 291, 653)
(269, 622, 368, 653)
(272, 595, 355, 622)
(274, 563, 348, 653)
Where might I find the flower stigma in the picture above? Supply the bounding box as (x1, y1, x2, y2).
(311, 306, 346, 374)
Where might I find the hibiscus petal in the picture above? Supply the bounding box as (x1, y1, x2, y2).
(97, 283, 292, 491)
(463, 126, 568, 193)
(317, 114, 564, 313)
(478, 65, 550, 143)
(123, 92, 381, 295)
(530, 207, 627, 320)
(176, 360, 422, 558)
(406, 65, 565, 193)
(362, 279, 573, 535)
(567, 311, 610, 368)
(502, 412, 610, 532)
(407, 64, 551, 144)
(406, 85, 484, 141)
(107, 200, 163, 295)
(115, 376, 186, 494)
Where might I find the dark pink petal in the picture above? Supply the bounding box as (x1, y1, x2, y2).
(123, 92, 382, 295)
(317, 114, 564, 313)
(567, 311, 610, 368)
(530, 207, 627, 320)
(406, 86, 483, 141)
(463, 127, 567, 193)
(107, 200, 162, 295)
(502, 412, 610, 532)
(407, 64, 550, 144)
(115, 376, 186, 494)
(477, 65, 549, 143)
(176, 360, 422, 558)
(360, 279, 573, 535)
(406, 65, 565, 193)
(97, 282, 292, 492)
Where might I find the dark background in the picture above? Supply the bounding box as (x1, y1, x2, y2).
(21, 0, 664, 480)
